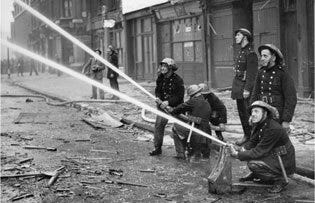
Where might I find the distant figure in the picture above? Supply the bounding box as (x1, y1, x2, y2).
(107, 45, 120, 100)
(55, 54, 62, 77)
(82, 49, 105, 99)
(29, 59, 39, 76)
(17, 57, 24, 77)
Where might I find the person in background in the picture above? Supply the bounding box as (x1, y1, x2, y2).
(107, 45, 120, 100)
(82, 49, 105, 99)
(29, 59, 39, 76)
(17, 57, 24, 77)
(250, 44, 297, 132)
(229, 101, 295, 193)
(231, 28, 258, 146)
(149, 58, 184, 156)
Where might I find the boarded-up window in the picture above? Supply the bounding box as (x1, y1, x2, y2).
(173, 43, 183, 61)
(170, 16, 203, 62)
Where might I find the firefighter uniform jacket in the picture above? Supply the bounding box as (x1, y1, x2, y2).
(172, 94, 212, 143)
(250, 65, 297, 122)
(155, 73, 184, 107)
(238, 118, 296, 175)
(202, 93, 227, 124)
(231, 44, 258, 99)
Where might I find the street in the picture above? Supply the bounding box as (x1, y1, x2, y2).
(1, 76, 314, 202)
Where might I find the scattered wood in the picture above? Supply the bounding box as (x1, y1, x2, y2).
(139, 169, 155, 173)
(47, 166, 66, 187)
(301, 119, 315, 123)
(24, 145, 57, 151)
(18, 157, 34, 164)
(90, 149, 117, 154)
(81, 118, 108, 129)
(291, 174, 315, 187)
(11, 193, 34, 201)
(75, 139, 91, 142)
(103, 179, 148, 187)
(105, 158, 135, 164)
(9, 107, 21, 110)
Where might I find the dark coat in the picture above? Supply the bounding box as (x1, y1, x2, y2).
(231, 44, 258, 99)
(202, 93, 227, 124)
(155, 72, 184, 107)
(238, 118, 296, 175)
(82, 58, 105, 80)
(107, 51, 119, 79)
(172, 95, 212, 143)
(250, 65, 297, 122)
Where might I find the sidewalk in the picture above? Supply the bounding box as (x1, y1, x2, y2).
(2, 72, 315, 175)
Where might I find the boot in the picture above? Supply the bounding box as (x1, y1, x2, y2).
(149, 148, 162, 156)
(267, 180, 288, 193)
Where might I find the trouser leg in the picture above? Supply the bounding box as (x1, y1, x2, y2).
(247, 160, 283, 182)
(172, 127, 187, 157)
(153, 115, 168, 150)
(236, 98, 251, 139)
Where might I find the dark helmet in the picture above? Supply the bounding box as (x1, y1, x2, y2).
(160, 58, 178, 71)
(234, 28, 252, 42)
(249, 100, 279, 120)
(187, 84, 202, 97)
(258, 44, 284, 65)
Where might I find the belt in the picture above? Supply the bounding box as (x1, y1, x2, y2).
(272, 141, 292, 156)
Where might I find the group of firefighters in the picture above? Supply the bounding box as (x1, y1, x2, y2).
(148, 28, 297, 194)
(81, 27, 297, 193)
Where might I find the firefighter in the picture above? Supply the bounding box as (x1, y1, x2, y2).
(149, 58, 185, 156)
(232, 28, 258, 145)
(250, 44, 297, 132)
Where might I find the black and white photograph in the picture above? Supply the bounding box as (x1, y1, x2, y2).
(0, 0, 314, 202)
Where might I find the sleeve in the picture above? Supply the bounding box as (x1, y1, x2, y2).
(249, 70, 261, 105)
(168, 77, 185, 107)
(281, 72, 297, 122)
(155, 76, 162, 99)
(244, 52, 258, 92)
(172, 99, 193, 115)
(212, 94, 227, 123)
(238, 128, 282, 161)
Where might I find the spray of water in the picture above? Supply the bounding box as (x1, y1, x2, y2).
(13, 0, 155, 100)
(1, 39, 226, 146)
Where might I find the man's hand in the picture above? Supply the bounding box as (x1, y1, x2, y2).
(160, 101, 169, 109)
(282, 122, 290, 133)
(228, 144, 238, 158)
(219, 123, 226, 132)
(243, 90, 250, 98)
(155, 98, 162, 105)
(165, 106, 174, 113)
(110, 73, 114, 78)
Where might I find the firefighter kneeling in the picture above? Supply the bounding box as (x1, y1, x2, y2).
(228, 101, 296, 193)
(167, 85, 212, 162)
